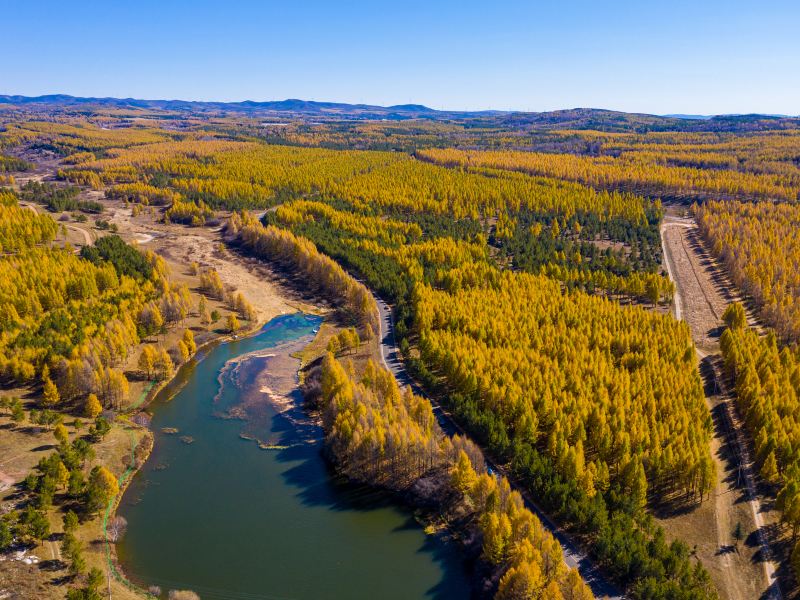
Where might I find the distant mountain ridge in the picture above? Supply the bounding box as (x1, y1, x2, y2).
(1, 94, 798, 131)
(0, 94, 502, 119)
(664, 114, 714, 120)
(666, 113, 792, 120)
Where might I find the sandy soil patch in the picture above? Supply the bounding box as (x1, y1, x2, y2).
(659, 213, 781, 600)
(106, 204, 299, 324)
(661, 216, 729, 353)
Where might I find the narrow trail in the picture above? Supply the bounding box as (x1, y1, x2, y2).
(65, 222, 94, 247)
(373, 294, 622, 600)
(20, 201, 95, 249)
(660, 216, 781, 600)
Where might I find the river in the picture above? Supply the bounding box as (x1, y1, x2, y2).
(117, 313, 471, 600)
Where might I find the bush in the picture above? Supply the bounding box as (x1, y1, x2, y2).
(81, 235, 153, 280)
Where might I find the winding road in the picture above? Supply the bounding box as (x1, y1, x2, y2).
(373, 295, 622, 599)
(20, 201, 95, 249)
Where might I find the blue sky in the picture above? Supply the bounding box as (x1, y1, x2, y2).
(3, 0, 799, 114)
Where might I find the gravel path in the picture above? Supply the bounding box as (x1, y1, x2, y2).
(661, 215, 781, 600)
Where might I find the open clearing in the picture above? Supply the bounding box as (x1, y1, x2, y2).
(1, 159, 327, 599)
(659, 212, 780, 600)
(0, 411, 145, 600)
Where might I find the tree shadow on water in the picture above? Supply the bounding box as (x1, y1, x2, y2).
(405, 515, 476, 599)
(278, 444, 397, 513)
(256, 431, 473, 596)
(240, 349, 474, 598)
(269, 404, 473, 599)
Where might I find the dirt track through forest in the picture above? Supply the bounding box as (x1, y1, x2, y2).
(661, 215, 780, 600)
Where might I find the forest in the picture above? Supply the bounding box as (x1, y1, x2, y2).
(696, 200, 800, 341)
(252, 207, 715, 596)
(2, 107, 800, 599)
(318, 352, 593, 599)
(200, 150, 711, 596)
(0, 188, 169, 406)
(693, 199, 800, 576)
(20, 180, 104, 214)
(30, 123, 715, 596)
(0, 183, 184, 595)
(418, 144, 800, 204)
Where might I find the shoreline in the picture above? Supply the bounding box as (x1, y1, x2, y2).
(107, 309, 322, 597)
(297, 359, 494, 597)
(110, 317, 481, 599)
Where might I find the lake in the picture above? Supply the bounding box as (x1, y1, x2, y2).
(117, 313, 471, 600)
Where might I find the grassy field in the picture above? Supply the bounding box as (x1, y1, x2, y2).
(0, 166, 313, 599)
(0, 409, 147, 599)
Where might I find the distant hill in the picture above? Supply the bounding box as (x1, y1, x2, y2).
(498, 108, 685, 131)
(1, 94, 797, 132)
(665, 114, 713, 120)
(667, 113, 792, 120)
(0, 94, 501, 120)
(497, 108, 800, 132)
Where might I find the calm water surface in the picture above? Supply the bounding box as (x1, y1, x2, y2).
(118, 313, 470, 600)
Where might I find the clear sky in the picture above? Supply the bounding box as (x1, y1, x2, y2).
(3, 0, 799, 115)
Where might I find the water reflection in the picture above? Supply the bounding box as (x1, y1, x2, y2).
(118, 314, 471, 600)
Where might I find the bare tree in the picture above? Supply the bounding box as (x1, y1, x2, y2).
(107, 516, 128, 543)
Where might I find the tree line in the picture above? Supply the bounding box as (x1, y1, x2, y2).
(720, 311, 800, 579)
(696, 199, 800, 342)
(227, 212, 378, 335)
(318, 353, 593, 599)
(418, 145, 800, 203)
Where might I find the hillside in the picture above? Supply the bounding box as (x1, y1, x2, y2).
(2, 94, 798, 131)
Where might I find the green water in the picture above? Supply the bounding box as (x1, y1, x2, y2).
(118, 313, 471, 600)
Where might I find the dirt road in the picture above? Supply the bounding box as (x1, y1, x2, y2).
(661, 216, 730, 352)
(65, 222, 94, 247)
(660, 215, 780, 600)
(19, 200, 97, 250)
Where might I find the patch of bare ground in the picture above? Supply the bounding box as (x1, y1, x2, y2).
(6, 147, 61, 186)
(1, 156, 326, 598)
(659, 212, 782, 600)
(0, 411, 145, 600)
(661, 215, 731, 353)
(587, 237, 628, 255)
(106, 202, 321, 323)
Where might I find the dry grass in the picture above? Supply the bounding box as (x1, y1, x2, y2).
(0, 413, 146, 600)
(2, 173, 313, 598)
(292, 322, 338, 368)
(657, 212, 777, 599)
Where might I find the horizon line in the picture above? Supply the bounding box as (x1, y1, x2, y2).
(1, 92, 797, 119)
